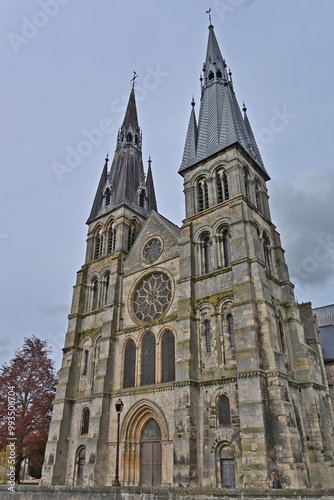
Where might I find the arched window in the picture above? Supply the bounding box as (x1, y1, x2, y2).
(141, 332, 155, 386)
(216, 171, 223, 203)
(92, 278, 98, 311)
(204, 319, 211, 352)
(94, 228, 103, 259)
(161, 330, 175, 383)
(278, 320, 284, 352)
(243, 167, 250, 200)
(76, 447, 85, 486)
(197, 181, 204, 211)
(209, 71, 214, 80)
(127, 132, 132, 142)
(217, 396, 231, 427)
(255, 179, 262, 212)
(223, 173, 229, 200)
(218, 226, 231, 268)
(217, 69, 222, 78)
(204, 181, 209, 209)
(197, 179, 209, 212)
(216, 170, 229, 204)
(223, 230, 231, 267)
(127, 221, 137, 251)
(123, 339, 136, 389)
(82, 349, 89, 376)
(200, 232, 212, 274)
(80, 408, 90, 435)
(105, 188, 111, 205)
(263, 232, 271, 273)
(100, 272, 110, 306)
(227, 314, 235, 348)
(107, 223, 116, 253)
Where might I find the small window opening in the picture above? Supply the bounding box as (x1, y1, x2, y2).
(81, 408, 90, 435)
(223, 173, 229, 200)
(139, 189, 146, 208)
(228, 314, 235, 348)
(127, 132, 132, 142)
(216, 172, 223, 203)
(83, 350, 89, 376)
(105, 188, 111, 205)
(204, 320, 211, 352)
(217, 69, 222, 78)
(209, 71, 214, 80)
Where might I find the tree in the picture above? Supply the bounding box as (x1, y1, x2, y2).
(0, 336, 57, 483)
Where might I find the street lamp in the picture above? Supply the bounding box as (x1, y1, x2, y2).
(112, 398, 124, 487)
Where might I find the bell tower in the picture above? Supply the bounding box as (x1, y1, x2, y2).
(176, 22, 334, 488)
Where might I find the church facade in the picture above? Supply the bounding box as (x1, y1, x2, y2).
(42, 23, 334, 489)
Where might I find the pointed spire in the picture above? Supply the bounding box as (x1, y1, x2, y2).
(87, 83, 157, 223)
(122, 85, 139, 131)
(181, 97, 198, 169)
(146, 156, 157, 212)
(179, 23, 268, 179)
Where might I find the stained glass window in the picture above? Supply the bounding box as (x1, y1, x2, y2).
(123, 340, 136, 388)
(161, 330, 175, 383)
(133, 272, 172, 323)
(217, 396, 231, 427)
(141, 332, 155, 386)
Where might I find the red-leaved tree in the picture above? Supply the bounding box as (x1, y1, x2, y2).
(0, 336, 57, 482)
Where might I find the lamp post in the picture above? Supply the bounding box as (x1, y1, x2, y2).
(112, 398, 124, 487)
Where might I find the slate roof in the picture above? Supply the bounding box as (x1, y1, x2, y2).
(87, 86, 157, 224)
(179, 24, 269, 179)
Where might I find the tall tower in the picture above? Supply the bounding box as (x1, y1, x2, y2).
(177, 22, 334, 488)
(42, 22, 334, 490)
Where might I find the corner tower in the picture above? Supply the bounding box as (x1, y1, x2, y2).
(42, 83, 158, 486)
(177, 22, 334, 488)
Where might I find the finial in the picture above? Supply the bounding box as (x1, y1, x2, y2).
(243, 102, 247, 113)
(105, 152, 109, 162)
(148, 155, 152, 167)
(206, 8, 212, 26)
(199, 73, 203, 82)
(191, 96, 195, 107)
(130, 71, 138, 88)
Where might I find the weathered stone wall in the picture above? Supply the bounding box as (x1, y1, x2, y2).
(1, 486, 334, 500)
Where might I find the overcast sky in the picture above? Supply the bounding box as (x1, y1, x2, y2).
(1, 0, 333, 369)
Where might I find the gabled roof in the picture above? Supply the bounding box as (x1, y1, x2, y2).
(179, 24, 269, 179)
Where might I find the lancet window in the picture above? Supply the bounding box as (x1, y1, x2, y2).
(161, 330, 175, 383)
(123, 339, 136, 389)
(197, 178, 209, 212)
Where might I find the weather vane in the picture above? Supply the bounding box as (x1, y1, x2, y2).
(130, 71, 138, 88)
(206, 8, 212, 25)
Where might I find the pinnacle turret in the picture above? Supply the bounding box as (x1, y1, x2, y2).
(179, 24, 268, 179)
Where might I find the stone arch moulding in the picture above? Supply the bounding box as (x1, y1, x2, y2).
(119, 398, 170, 487)
(121, 398, 169, 443)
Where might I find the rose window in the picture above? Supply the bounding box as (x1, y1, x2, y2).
(133, 272, 172, 322)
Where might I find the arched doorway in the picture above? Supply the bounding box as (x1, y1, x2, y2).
(140, 419, 162, 487)
(76, 446, 86, 485)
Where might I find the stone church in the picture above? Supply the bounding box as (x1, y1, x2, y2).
(42, 23, 334, 489)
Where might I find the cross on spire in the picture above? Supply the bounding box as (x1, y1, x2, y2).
(206, 8, 212, 25)
(130, 71, 138, 88)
